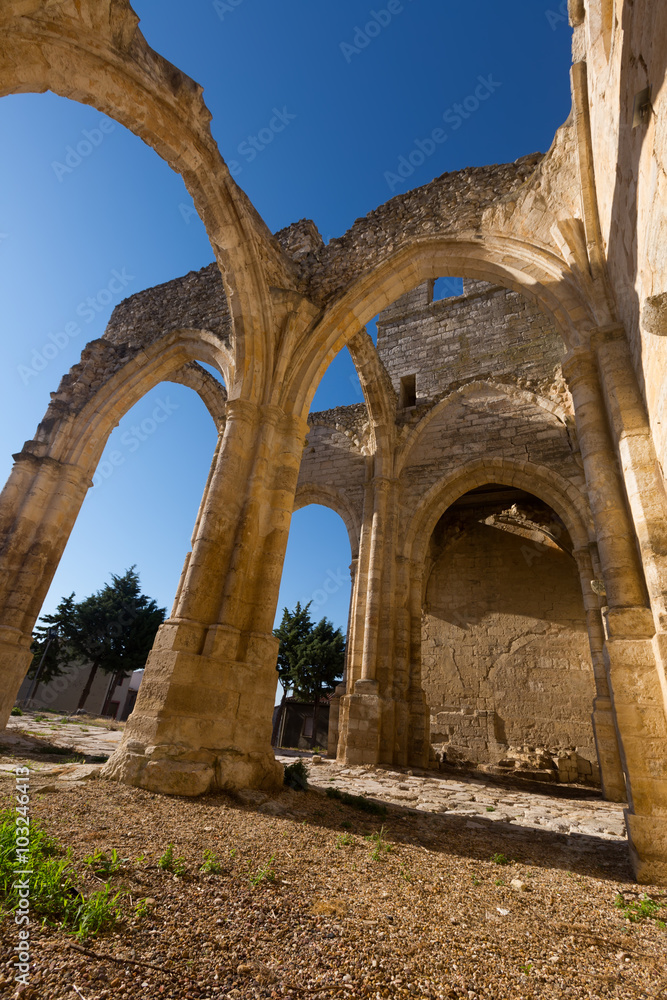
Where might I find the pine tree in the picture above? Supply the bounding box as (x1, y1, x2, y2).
(272, 601, 314, 745)
(292, 617, 345, 745)
(28, 567, 165, 713)
(73, 567, 165, 711)
(27, 593, 78, 698)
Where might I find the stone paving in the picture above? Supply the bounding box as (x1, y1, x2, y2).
(0, 711, 123, 772)
(277, 754, 629, 842)
(0, 714, 628, 843)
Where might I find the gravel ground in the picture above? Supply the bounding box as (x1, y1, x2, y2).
(0, 719, 665, 999)
(1, 774, 666, 999)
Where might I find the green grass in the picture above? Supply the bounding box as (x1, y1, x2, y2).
(335, 833, 354, 849)
(157, 843, 186, 876)
(615, 893, 665, 926)
(10, 706, 23, 716)
(326, 787, 387, 816)
(365, 826, 392, 860)
(491, 852, 511, 865)
(199, 850, 224, 875)
(248, 855, 276, 887)
(0, 810, 122, 940)
(83, 848, 127, 877)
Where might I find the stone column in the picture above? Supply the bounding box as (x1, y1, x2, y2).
(170, 433, 223, 616)
(572, 545, 627, 801)
(327, 558, 356, 757)
(592, 329, 667, 627)
(0, 451, 91, 728)
(102, 400, 309, 796)
(337, 477, 396, 766)
(564, 351, 667, 883)
(591, 327, 667, 712)
(563, 351, 649, 610)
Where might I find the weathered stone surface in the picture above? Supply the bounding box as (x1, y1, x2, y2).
(0, 0, 665, 885)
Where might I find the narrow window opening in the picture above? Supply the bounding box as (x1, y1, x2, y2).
(400, 373, 417, 408)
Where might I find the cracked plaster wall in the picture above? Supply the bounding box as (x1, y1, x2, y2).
(423, 506, 598, 782)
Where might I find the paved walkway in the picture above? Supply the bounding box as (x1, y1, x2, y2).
(277, 755, 628, 842)
(0, 711, 123, 771)
(0, 714, 628, 841)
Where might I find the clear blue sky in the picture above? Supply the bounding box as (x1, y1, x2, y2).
(0, 1, 572, 654)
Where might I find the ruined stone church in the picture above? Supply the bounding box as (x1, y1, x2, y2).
(0, 0, 666, 884)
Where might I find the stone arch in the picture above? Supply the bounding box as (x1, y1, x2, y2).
(293, 484, 360, 559)
(396, 382, 575, 477)
(33, 328, 229, 475)
(345, 330, 397, 477)
(282, 238, 598, 415)
(0, 0, 295, 399)
(168, 362, 227, 431)
(406, 457, 593, 569)
(419, 478, 603, 783)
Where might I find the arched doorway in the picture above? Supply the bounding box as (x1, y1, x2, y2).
(423, 482, 600, 785)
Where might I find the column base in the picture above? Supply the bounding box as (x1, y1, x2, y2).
(336, 678, 382, 766)
(101, 740, 283, 796)
(0, 630, 32, 729)
(100, 620, 284, 796)
(625, 811, 667, 885)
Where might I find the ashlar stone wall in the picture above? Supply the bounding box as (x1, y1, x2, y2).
(377, 278, 568, 405)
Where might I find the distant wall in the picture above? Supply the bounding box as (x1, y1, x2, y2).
(422, 504, 599, 783)
(376, 279, 566, 404)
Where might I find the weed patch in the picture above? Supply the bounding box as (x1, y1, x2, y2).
(200, 850, 225, 875)
(157, 843, 186, 876)
(491, 852, 512, 866)
(283, 760, 308, 791)
(0, 811, 122, 940)
(615, 893, 666, 927)
(248, 855, 276, 887)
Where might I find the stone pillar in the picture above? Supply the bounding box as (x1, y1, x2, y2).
(592, 327, 667, 704)
(0, 451, 91, 728)
(327, 558, 356, 757)
(170, 433, 223, 616)
(564, 352, 667, 883)
(563, 352, 649, 609)
(101, 400, 309, 796)
(572, 545, 627, 801)
(337, 477, 395, 766)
